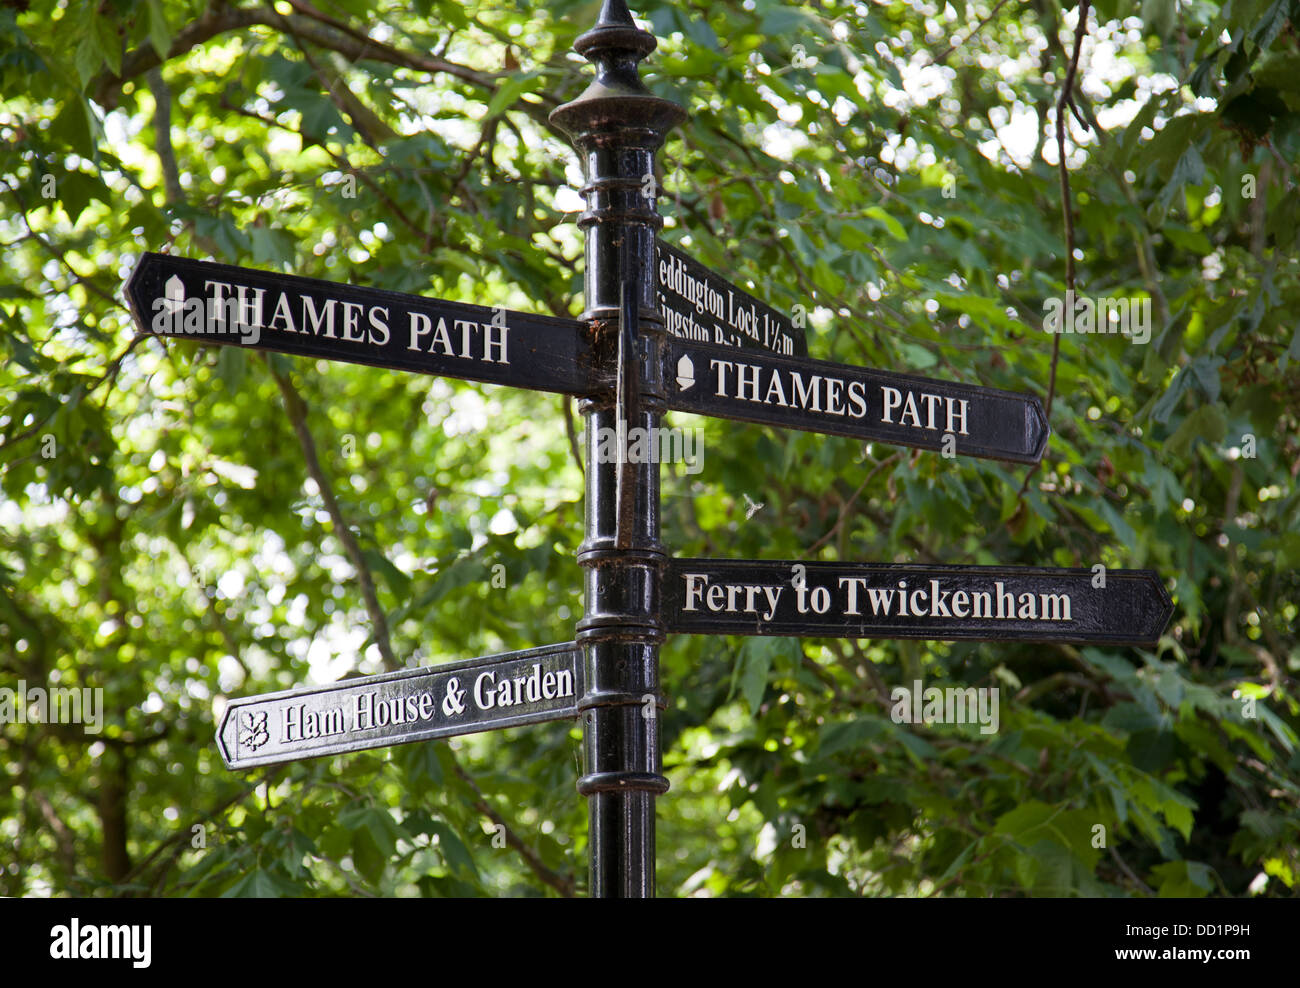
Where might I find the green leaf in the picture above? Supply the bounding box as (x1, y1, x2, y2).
(215, 344, 246, 394)
(49, 97, 98, 156)
(1257, 703, 1298, 754)
(221, 868, 296, 898)
(434, 248, 482, 281)
(53, 170, 108, 226)
(818, 716, 886, 757)
(935, 840, 979, 884)
(759, 7, 812, 35)
(1159, 145, 1205, 206)
(428, 821, 478, 880)
(1255, 53, 1300, 93)
(1102, 701, 1163, 733)
(730, 637, 776, 716)
(864, 206, 907, 242)
(1137, 114, 1213, 176)
(899, 342, 937, 369)
(894, 729, 939, 761)
(1151, 365, 1194, 423)
(146, 0, 172, 59)
(74, 30, 100, 87)
(1165, 403, 1227, 457)
(360, 546, 412, 597)
(299, 96, 348, 143)
(1141, 0, 1177, 37)
(486, 71, 541, 118)
(995, 800, 1057, 841)
(248, 226, 297, 267)
(1188, 53, 1220, 98)
(350, 826, 387, 883)
(92, 13, 121, 77)
(1150, 860, 1214, 897)
(1249, 0, 1290, 49)
(1221, 90, 1288, 142)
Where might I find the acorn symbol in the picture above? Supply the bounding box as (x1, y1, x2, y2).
(164, 274, 185, 314)
(676, 354, 695, 391)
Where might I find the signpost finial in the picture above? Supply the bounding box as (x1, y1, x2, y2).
(550, 1, 682, 144)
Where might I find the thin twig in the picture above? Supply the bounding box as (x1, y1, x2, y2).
(268, 359, 400, 672)
(563, 397, 584, 477)
(147, 68, 183, 204)
(1051, 1, 1092, 421)
(1109, 844, 1155, 895)
(450, 759, 578, 897)
(121, 770, 284, 886)
(1019, 2, 1091, 500)
(803, 452, 903, 557)
(926, 0, 1018, 66)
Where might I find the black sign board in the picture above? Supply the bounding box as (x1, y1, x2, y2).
(664, 339, 1050, 464)
(217, 642, 584, 769)
(126, 253, 592, 396)
(665, 559, 1171, 645)
(656, 240, 806, 357)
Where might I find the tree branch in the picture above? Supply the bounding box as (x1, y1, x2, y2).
(925, 0, 1018, 67)
(32, 789, 78, 878)
(1051, 1, 1092, 421)
(121, 770, 284, 888)
(146, 68, 183, 204)
(802, 451, 902, 557)
(451, 759, 577, 897)
(93, 5, 268, 107)
(93, 7, 515, 118)
(563, 397, 583, 478)
(1014, 670, 1115, 706)
(268, 359, 400, 672)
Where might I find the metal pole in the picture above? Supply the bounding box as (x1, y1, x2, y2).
(550, 0, 684, 898)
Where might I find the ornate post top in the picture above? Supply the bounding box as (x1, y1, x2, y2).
(574, 0, 656, 62)
(549, 0, 684, 147)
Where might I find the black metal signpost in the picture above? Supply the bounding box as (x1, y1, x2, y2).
(125, 0, 1174, 897)
(548, 5, 684, 899)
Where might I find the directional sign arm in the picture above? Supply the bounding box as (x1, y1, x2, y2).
(665, 339, 1050, 464)
(216, 642, 584, 770)
(655, 240, 807, 357)
(127, 252, 593, 396)
(665, 559, 1172, 645)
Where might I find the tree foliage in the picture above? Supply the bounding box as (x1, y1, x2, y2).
(1, 0, 1297, 897)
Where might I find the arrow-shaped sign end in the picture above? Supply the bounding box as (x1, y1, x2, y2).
(1147, 570, 1175, 645)
(215, 704, 237, 770)
(1028, 395, 1051, 463)
(123, 252, 160, 337)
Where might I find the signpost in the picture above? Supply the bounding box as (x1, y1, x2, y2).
(117, 0, 1176, 898)
(656, 240, 807, 357)
(217, 642, 583, 770)
(547, 5, 684, 900)
(665, 559, 1172, 646)
(665, 338, 1051, 464)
